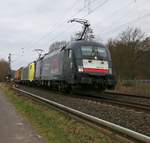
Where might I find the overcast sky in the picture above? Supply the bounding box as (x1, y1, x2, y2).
(0, 0, 150, 69)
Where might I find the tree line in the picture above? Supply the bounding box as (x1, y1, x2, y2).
(107, 27, 150, 80)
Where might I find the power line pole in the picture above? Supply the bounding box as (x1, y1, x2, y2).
(8, 53, 11, 81)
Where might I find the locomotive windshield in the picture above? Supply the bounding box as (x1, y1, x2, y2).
(81, 46, 107, 59)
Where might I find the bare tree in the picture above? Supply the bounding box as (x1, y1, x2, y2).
(71, 26, 95, 41)
(49, 41, 68, 52)
(108, 27, 150, 79)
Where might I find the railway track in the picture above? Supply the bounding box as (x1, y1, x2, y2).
(12, 87, 150, 143)
(105, 90, 150, 99)
(14, 84, 150, 112)
(80, 94, 150, 112)
(103, 91, 150, 112)
(67, 90, 150, 113)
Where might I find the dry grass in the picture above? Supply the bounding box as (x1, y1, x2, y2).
(115, 80, 150, 96)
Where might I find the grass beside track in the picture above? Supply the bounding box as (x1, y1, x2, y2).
(0, 84, 122, 143)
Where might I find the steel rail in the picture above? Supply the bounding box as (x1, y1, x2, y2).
(105, 90, 150, 99)
(13, 87, 150, 143)
(97, 96, 150, 112)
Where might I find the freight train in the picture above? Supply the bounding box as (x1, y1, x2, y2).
(15, 40, 116, 92)
(15, 19, 116, 92)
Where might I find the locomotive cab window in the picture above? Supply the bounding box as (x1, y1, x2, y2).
(81, 46, 107, 59)
(97, 47, 107, 58)
(81, 46, 93, 57)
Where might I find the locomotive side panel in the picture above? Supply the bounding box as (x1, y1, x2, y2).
(62, 48, 75, 84)
(41, 50, 64, 81)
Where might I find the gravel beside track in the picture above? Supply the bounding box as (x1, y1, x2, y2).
(15, 85, 150, 137)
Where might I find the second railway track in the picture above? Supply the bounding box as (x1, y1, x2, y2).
(77, 94, 150, 112)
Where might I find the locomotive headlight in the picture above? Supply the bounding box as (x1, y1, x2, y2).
(78, 66, 83, 72)
(109, 68, 112, 74)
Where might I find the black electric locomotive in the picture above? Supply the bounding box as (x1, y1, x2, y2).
(15, 18, 116, 92)
(34, 40, 116, 91)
